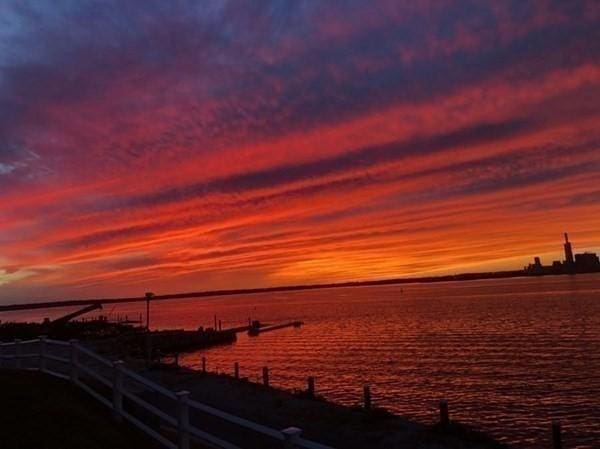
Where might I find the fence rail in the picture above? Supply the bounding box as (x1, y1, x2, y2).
(0, 337, 334, 449)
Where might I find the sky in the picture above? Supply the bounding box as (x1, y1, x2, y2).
(1, 0, 599, 303)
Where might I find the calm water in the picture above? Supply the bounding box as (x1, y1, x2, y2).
(4, 275, 600, 448)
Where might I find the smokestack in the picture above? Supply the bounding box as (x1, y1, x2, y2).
(564, 233, 574, 265)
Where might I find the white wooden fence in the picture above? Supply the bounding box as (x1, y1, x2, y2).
(0, 337, 334, 449)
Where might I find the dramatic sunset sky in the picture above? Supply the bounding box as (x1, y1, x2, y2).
(1, 1, 599, 302)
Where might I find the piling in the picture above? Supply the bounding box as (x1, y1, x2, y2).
(363, 385, 371, 410)
(201, 356, 206, 373)
(234, 362, 240, 379)
(307, 376, 315, 397)
(174, 353, 179, 367)
(218, 320, 222, 331)
(552, 421, 562, 449)
(262, 367, 270, 387)
(439, 400, 449, 426)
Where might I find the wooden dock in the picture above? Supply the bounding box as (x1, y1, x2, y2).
(248, 320, 303, 336)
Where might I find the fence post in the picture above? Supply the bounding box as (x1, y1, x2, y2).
(39, 335, 47, 372)
(439, 400, 449, 426)
(234, 362, 239, 379)
(307, 376, 315, 397)
(15, 339, 22, 369)
(262, 366, 269, 387)
(176, 390, 190, 449)
(363, 385, 371, 410)
(69, 340, 79, 384)
(112, 360, 125, 421)
(282, 427, 302, 449)
(552, 421, 562, 449)
(201, 356, 206, 373)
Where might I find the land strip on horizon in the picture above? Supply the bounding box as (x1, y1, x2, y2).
(0, 268, 540, 312)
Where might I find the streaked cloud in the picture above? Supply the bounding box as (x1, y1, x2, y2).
(0, 0, 599, 302)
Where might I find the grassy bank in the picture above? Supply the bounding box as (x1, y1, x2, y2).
(0, 370, 161, 449)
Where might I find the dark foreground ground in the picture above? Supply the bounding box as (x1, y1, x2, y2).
(0, 370, 162, 449)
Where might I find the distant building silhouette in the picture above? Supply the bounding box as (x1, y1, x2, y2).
(525, 233, 600, 275)
(575, 252, 600, 271)
(528, 257, 544, 275)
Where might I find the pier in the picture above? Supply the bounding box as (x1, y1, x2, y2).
(248, 320, 303, 336)
(0, 308, 306, 362)
(145, 320, 305, 355)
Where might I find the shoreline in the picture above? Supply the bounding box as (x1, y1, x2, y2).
(3, 269, 600, 313)
(139, 362, 507, 449)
